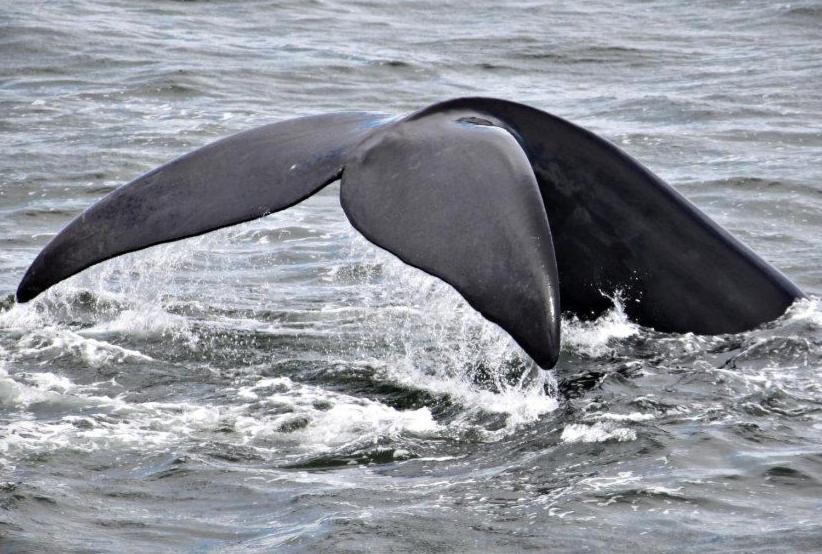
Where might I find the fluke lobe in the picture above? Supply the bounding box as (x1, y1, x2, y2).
(16, 97, 805, 369)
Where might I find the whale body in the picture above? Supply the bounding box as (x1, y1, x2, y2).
(16, 98, 805, 369)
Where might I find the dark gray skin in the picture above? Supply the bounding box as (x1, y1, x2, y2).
(16, 98, 805, 369)
(414, 99, 804, 334)
(15, 112, 392, 303)
(341, 110, 560, 368)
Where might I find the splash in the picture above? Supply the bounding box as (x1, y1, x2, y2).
(561, 292, 639, 357)
(0, 232, 217, 360)
(0, 368, 443, 465)
(561, 422, 637, 443)
(780, 295, 822, 329)
(233, 376, 442, 451)
(341, 233, 559, 433)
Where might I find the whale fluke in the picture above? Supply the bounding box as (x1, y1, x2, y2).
(15, 98, 805, 369)
(421, 98, 803, 335)
(15, 112, 391, 303)
(341, 109, 560, 368)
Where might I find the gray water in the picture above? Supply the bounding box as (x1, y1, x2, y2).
(1, 1, 821, 552)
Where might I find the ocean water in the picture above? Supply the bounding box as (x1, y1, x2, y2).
(1, 0, 821, 552)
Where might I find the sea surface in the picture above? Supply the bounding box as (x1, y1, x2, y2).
(1, 1, 821, 552)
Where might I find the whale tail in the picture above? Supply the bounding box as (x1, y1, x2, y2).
(16, 98, 804, 369)
(15, 112, 390, 303)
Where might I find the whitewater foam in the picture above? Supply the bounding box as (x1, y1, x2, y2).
(561, 294, 639, 358)
(561, 422, 638, 443)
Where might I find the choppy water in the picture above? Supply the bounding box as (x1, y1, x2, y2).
(2, 1, 821, 552)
